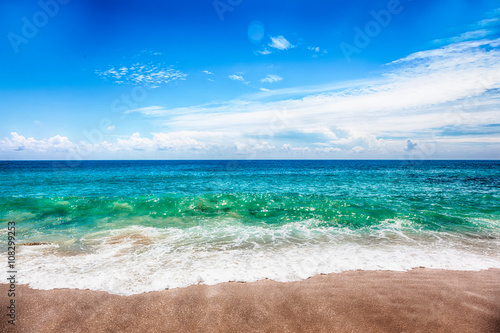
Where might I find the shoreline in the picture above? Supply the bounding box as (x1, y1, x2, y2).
(2, 268, 500, 332)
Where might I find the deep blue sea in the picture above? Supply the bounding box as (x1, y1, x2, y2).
(1, 160, 499, 295)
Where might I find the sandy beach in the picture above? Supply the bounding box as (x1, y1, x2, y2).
(1, 268, 499, 333)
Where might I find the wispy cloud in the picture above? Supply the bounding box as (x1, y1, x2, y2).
(269, 35, 294, 50)
(433, 12, 500, 45)
(96, 63, 186, 88)
(96, 51, 186, 88)
(123, 35, 500, 158)
(256, 49, 272, 55)
(125, 106, 167, 116)
(202, 70, 214, 75)
(255, 35, 295, 55)
(433, 29, 493, 44)
(307, 46, 327, 57)
(229, 74, 249, 85)
(4, 25, 500, 159)
(260, 74, 283, 83)
(229, 74, 245, 81)
(476, 17, 500, 27)
(134, 49, 163, 57)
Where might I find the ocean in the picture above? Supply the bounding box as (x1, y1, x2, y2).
(1, 160, 499, 295)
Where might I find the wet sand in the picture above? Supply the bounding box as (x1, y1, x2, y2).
(1, 268, 499, 332)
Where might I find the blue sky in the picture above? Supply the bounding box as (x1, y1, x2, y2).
(1, 0, 499, 159)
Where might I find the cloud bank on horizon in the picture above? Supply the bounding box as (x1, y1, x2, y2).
(1, 1, 499, 160)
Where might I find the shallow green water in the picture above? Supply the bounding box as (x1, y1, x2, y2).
(1, 160, 499, 294)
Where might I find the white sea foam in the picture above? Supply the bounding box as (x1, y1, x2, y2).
(17, 220, 500, 295)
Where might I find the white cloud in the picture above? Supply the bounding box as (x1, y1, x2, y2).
(269, 35, 293, 50)
(229, 74, 245, 81)
(260, 74, 283, 83)
(315, 147, 342, 153)
(5, 24, 500, 159)
(136, 49, 162, 57)
(476, 17, 500, 27)
(117, 132, 154, 151)
(229, 74, 249, 85)
(234, 141, 275, 154)
(433, 14, 500, 45)
(127, 100, 259, 117)
(0, 132, 75, 152)
(394, 38, 500, 64)
(433, 29, 493, 44)
(281, 144, 310, 153)
(202, 70, 214, 75)
(258, 41, 323, 57)
(351, 146, 365, 153)
(299, 127, 338, 140)
(126, 36, 499, 158)
(96, 62, 186, 88)
(256, 49, 272, 55)
(126, 106, 168, 116)
(307, 46, 328, 58)
(115, 131, 229, 152)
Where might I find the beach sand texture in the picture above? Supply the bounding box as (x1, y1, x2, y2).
(2, 268, 499, 333)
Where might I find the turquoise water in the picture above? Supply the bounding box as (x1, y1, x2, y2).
(1, 160, 499, 294)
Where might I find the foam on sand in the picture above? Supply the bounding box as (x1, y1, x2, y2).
(18, 220, 500, 295)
